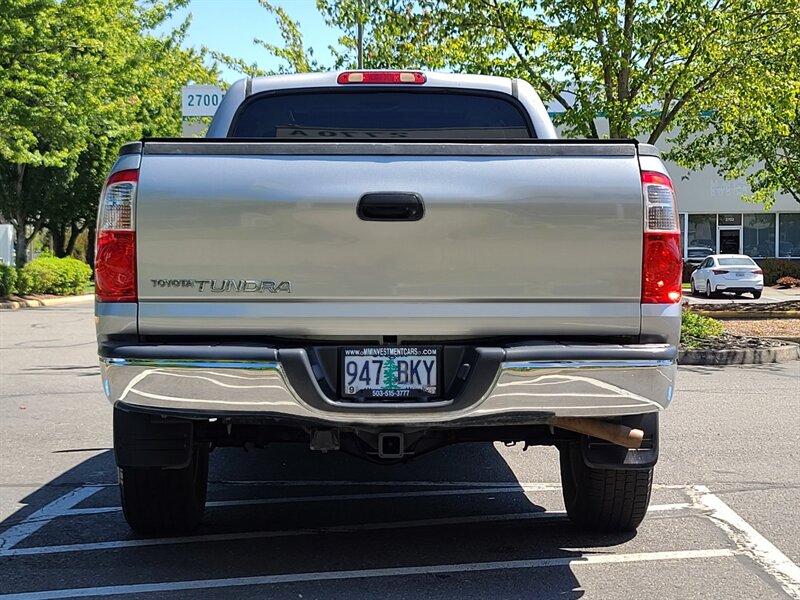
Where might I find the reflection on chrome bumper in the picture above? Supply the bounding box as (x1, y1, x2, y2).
(100, 355, 676, 425)
(492, 360, 674, 416)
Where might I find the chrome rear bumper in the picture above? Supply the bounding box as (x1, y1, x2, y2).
(99, 343, 676, 426)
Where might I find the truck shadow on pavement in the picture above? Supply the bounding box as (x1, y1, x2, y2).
(0, 443, 640, 599)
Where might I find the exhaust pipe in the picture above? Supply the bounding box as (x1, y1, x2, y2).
(551, 417, 644, 449)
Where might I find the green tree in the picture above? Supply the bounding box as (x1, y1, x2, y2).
(315, 0, 799, 204)
(41, 12, 218, 262)
(318, 0, 797, 140)
(0, 0, 90, 168)
(670, 37, 800, 207)
(0, 0, 219, 266)
(0, 0, 102, 265)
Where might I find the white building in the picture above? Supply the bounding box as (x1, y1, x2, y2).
(670, 163, 799, 261)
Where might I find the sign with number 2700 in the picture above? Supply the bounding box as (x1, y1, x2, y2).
(181, 85, 224, 117)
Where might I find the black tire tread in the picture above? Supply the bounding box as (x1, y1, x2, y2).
(560, 445, 652, 532)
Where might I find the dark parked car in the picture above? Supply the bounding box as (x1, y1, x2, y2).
(686, 246, 714, 266)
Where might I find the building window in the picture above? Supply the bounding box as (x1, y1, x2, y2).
(779, 213, 800, 258)
(679, 213, 686, 256)
(743, 214, 776, 258)
(687, 214, 717, 254)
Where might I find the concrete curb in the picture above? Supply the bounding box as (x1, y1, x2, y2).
(690, 310, 800, 319)
(678, 340, 800, 365)
(0, 294, 94, 310)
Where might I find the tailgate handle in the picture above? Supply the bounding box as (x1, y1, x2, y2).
(357, 193, 424, 222)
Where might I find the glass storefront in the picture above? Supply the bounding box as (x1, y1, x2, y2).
(679, 212, 800, 259)
(687, 214, 717, 253)
(743, 214, 775, 258)
(779, 213, 800, 257)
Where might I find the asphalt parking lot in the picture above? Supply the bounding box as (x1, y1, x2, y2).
(1, 303, 798, 599)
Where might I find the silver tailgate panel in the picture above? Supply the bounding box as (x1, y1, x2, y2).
(136, 152, 643, 336)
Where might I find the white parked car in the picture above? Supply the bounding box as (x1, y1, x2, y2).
(690, 254, 764, 299)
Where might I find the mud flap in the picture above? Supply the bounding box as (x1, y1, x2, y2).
(114, 403, 194, 469)
(580, 413, 659, 469)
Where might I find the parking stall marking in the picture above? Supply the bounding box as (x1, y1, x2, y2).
(0, 549, 738, 600)
(0, 480, 690, 557)
(2, 481, 797, 600)
(0, 502, 689, 557)
(0, 486, 104, 552)
(690, 485, 800, 599)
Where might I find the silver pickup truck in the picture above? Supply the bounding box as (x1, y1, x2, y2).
(95, 71, 682, 535)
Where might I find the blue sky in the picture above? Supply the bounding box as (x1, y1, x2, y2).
(161, 0, 344, 83)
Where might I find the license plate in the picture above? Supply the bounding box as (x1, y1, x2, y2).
(736, 272, 745, 277)
(341, 347, 439, 399)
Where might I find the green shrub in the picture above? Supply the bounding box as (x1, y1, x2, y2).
(757, 259, 800, 286)
(20, 256, 92, 296)
(681, 311, 724, 349)
(15, 269, 34, 295)
(0, 264, 17, 297)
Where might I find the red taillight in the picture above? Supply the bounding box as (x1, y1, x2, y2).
(641, 171, 673, 188)
(642, 171, 681, 304)
(642, 233, 683, 303)
(95, 168, 138, 302)
(752, 268, 763, 274)
(712, 269, 729, 275)
(106, 169, 139, 186)
(96, 231, 136, 302)
(337, 71, 427, 84)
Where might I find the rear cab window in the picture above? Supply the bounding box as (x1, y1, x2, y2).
(229, 90, 535, 139)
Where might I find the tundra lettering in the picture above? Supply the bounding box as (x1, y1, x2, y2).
(151, 279, 292, 293)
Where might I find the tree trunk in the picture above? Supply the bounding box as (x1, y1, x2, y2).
(64, 222, 85, 257)
(14, 222, 28, 268)
(50, 225, 67, 258)
(86, 225, 96, 271)
(13, 164, 28, 268)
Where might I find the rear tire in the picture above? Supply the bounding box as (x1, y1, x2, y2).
(559, 444, 653, 532)
(752, 290, 762, 299)
(119, 443, 209, 535)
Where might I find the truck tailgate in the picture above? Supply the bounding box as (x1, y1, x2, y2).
(135, 142, 643, 337)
